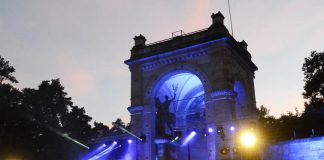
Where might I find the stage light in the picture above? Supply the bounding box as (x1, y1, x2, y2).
(181, 131, 196, 147)
(217, 126, 224, 134)
(88, 141, 118, 160)
(240, 131, 256, 147)
(128, 139, 132, 144)
(82, 144, 106, 160)
(208, 127, 213, 133)
(220, 147, 230, 155)
(232, 147, 239, 154)
(217, 126, 226, 140)
(171, 136, 179, 142)
(230, 126, 235, 131)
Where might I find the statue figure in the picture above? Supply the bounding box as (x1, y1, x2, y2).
(155, 93, 176, 136)
(162, 94, 176, 134)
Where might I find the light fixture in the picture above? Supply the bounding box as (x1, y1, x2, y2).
(128, 139, 132, 144)
(208, 127, 213, 133)
(240, 131, 256, 147)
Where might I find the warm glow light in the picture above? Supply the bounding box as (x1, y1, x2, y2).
(5, 156, 22, 160)
(240, 131, 256, 147)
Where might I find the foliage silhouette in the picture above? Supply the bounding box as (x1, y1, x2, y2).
(0, 56, 18, 83)
(0, 56, 131, 160)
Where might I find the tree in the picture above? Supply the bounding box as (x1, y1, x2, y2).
(91, 121, 110, 138)
(301, 51, 324, 137)
(0, 56, 133, 159)
(257, 105, 280, 142)
(63, 106, 92, 143)
(111, 118, 126, 134)
(258, 106, 304, 142)
(302, 51, 324, 116)
(21, 79, 93, 159)
(0, 77, 94, 159)
(0, 56, 18, 83)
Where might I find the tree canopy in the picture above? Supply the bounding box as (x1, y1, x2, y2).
(0, 55, 128, 159)
(0, 56, 18, 83)
(258, 51, 324, 144)
(302, 51, 324, 117)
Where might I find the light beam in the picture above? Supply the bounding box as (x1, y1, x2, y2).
(181, 131, 197, 147)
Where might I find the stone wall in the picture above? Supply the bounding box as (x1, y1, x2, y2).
(263, 136, 324, 160)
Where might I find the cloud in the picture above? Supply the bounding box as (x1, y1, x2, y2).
(186, 0, 211, 30)
(55, 54, 96, 97)
(65, 70, 95, 97)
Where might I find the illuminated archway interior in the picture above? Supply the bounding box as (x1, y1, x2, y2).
(154, 72, 205, 127)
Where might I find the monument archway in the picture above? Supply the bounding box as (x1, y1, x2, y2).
(125, 12, 258, 160)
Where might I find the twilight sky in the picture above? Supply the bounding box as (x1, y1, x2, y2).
(1, 0, 323, 126)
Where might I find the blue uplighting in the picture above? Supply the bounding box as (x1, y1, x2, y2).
(82, 144, 107, 160)
(234, 81, 247, 119)
(88, 141, 118, 160)
(125, 37, 229, 65)
(208, 128, 214, 133)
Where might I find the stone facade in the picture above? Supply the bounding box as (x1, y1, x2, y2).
(125, 11, 258, 160)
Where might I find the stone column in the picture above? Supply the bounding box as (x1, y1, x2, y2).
(128, 105, 155, 160)
(205, 89, 236, 160)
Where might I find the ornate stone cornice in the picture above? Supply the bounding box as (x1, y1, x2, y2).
(141, 50, 208, 71)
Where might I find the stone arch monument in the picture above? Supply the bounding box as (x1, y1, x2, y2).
(125, 11, 258, 160)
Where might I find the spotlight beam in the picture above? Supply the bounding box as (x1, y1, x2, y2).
(25, 114, 89, 149)
(88, 142, 119, 160)
(181, 131, 196, 147)
(114, 125, 143, 141)
(83, 144, 106, 160)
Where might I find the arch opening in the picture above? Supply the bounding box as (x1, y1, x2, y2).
(153, 71, 206, 129)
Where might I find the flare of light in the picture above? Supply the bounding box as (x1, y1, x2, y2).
(24, 114, 90, 149)
(208, 128, 213, 133)
(61, 133, 89, 149)
(240, 131, 256, 147)
(171, 136, 179, 142)
(181, 131, 197, 147)
(88, 142, 118, 160)
(128, 139, 132, 144)
(82, 144, 106, 160)
(122, 138, 135, 160)
(230, 126, 235, 131)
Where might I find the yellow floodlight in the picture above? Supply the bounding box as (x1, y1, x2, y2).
(240, 131, 256, 147)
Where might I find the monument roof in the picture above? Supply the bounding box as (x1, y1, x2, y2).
(125, 12, 257, 71)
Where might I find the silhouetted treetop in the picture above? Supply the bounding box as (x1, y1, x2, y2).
(302, 51, 324, 116)
(0, 55, 18, 84)
(302, 51, 324, 101)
